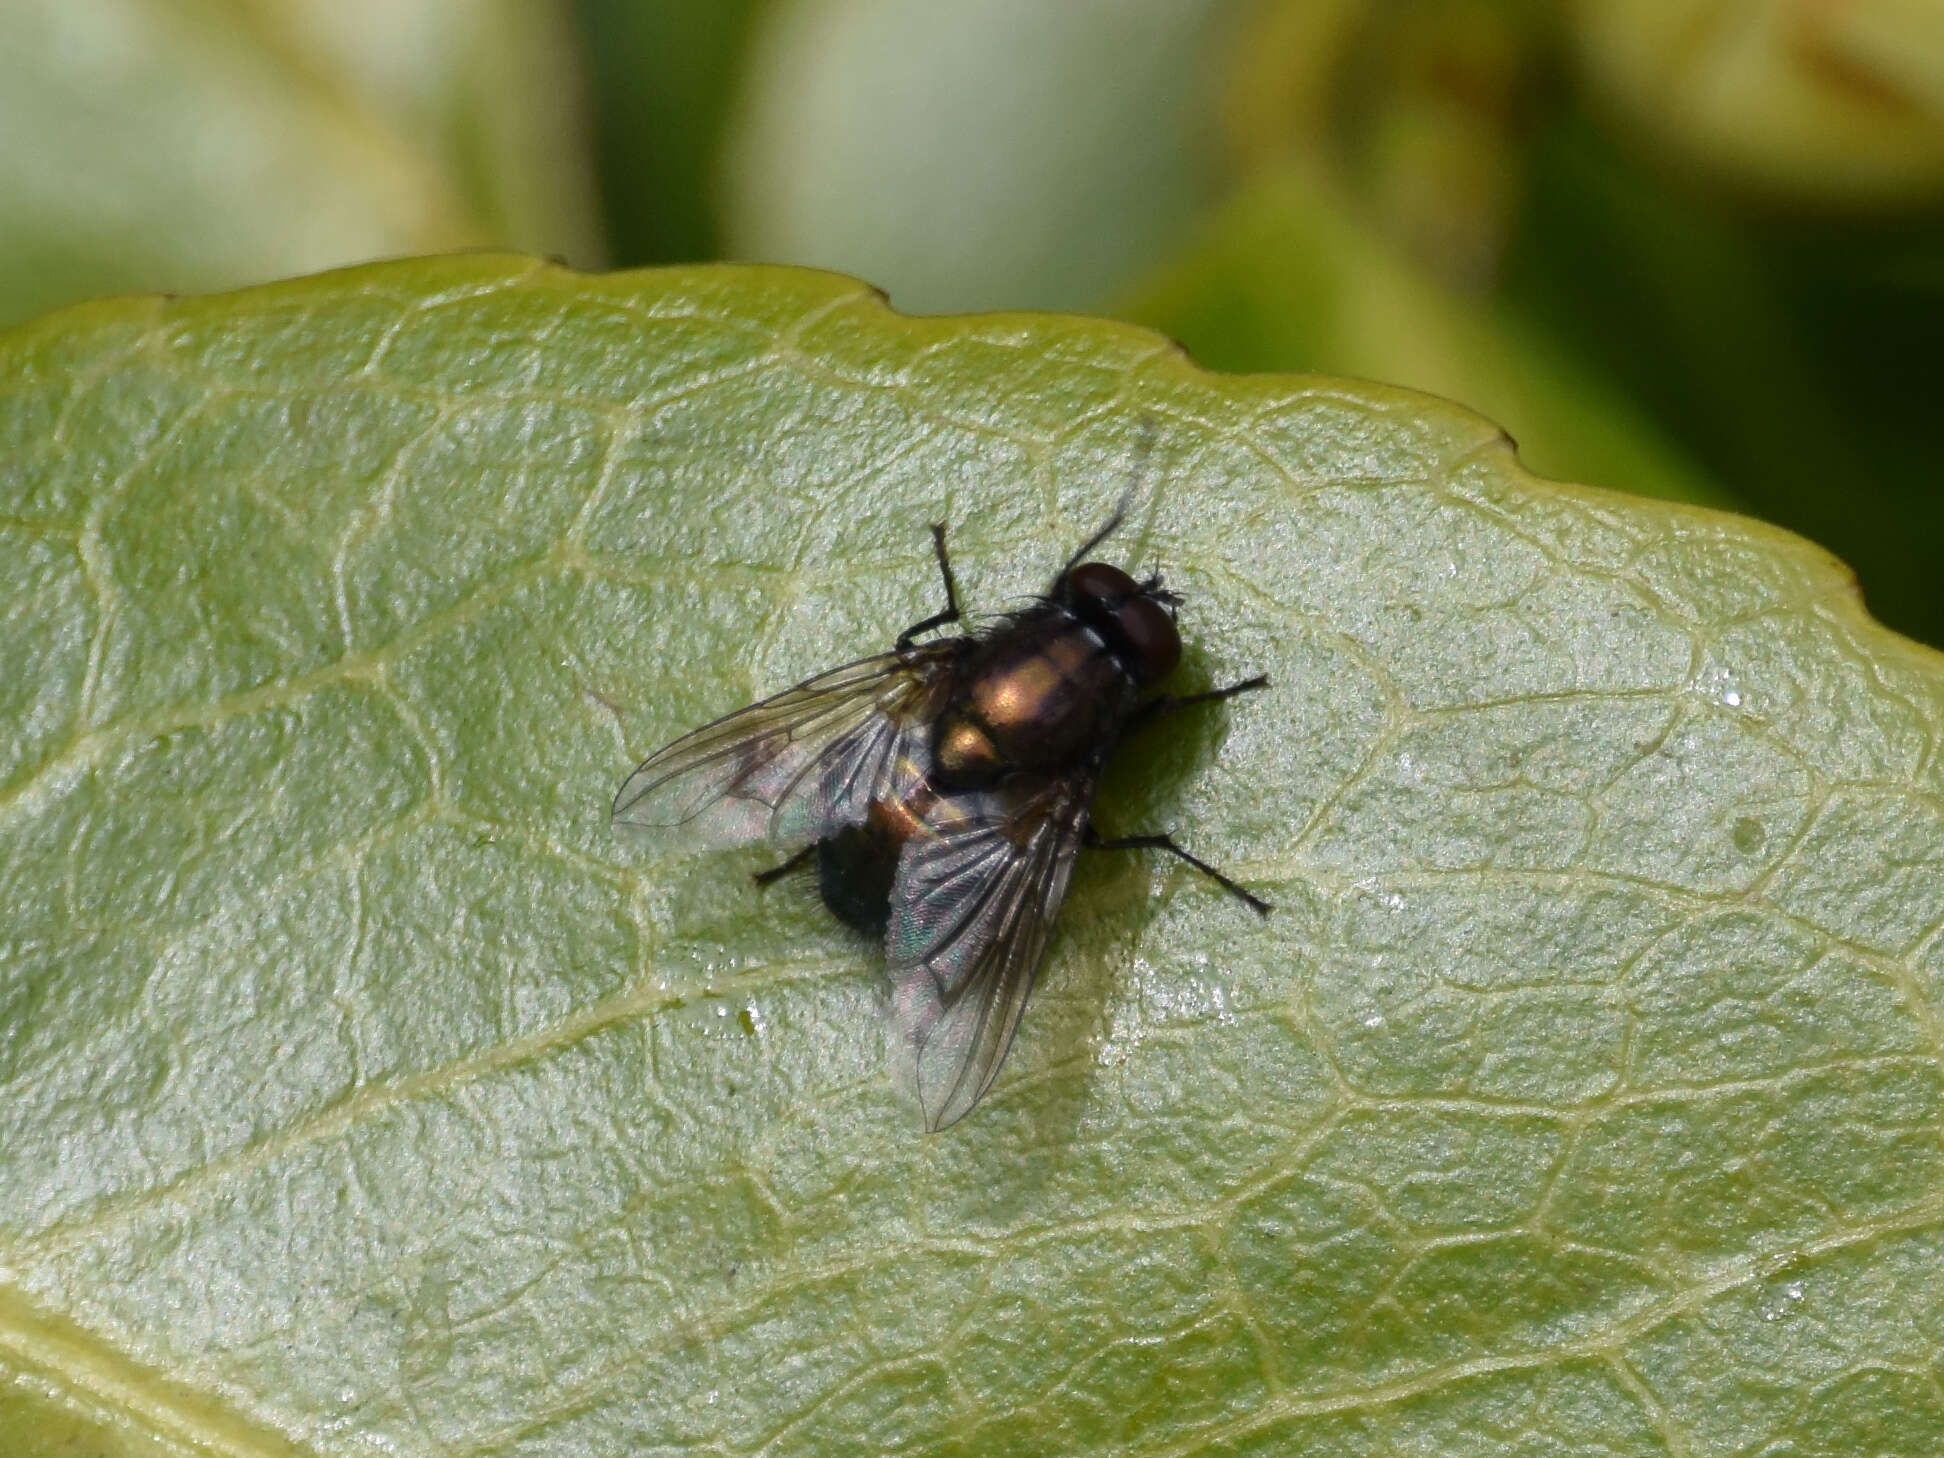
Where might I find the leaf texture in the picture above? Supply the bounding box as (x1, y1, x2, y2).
(2, 256, 1943, 1456)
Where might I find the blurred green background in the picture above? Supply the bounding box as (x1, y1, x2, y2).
(4, 0, 1940, 643)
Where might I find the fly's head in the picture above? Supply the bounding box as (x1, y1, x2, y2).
(1056, 561, 1182, 687)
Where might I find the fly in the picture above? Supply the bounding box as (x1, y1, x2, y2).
(613, 498, 1269, 1130)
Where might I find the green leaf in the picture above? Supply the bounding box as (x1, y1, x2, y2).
(4, 255, 1944, 1457)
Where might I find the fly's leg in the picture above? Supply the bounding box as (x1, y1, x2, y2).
(1085, 827, 1271, 916)
(1126, 674, 1269, 735)
(752, 844, 817, 888)
(1104, 676, 1271, 909)
(896, 522, 963, 651)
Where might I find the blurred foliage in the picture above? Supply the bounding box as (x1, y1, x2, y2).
(570, 0, 764, 265)
(1220, 0, 1562, 292)
(1504, 109, 1944, 649)
(0, 0, 602, 330)
(1, 0, 1938, 596)
(715, 0, 1231, 314)
(1121, 164, 1730, 508)
(1571, 0, 1944, 207)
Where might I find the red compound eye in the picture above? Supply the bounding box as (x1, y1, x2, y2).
(1114, 594, 1180, 683)
(1065, 561, 1137, 602)
(1064, 561, 1180, 682)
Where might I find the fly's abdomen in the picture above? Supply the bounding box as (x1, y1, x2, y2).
(931, 610, 1132, 784)
(817, 822, 899, 935)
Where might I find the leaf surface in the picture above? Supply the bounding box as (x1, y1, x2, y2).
(3, 256, 1944, 1457)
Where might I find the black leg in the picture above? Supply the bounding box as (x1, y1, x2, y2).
(896, 522, 963, 651)
(752, 844, 816, 888)
(1085, 828, 1271, 916)
(1126, 674, 1269, 735)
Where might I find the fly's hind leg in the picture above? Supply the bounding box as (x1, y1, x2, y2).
(896, 522, 963, 651)
(1085, 827, 1271, 917)
(752, 844, 817, 888)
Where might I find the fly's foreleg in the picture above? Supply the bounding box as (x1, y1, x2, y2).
(1126, 674, 1268, 735)
(896, 522, 963, 651)
(1084, 827, 1271, 917)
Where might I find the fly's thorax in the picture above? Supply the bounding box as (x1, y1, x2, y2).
(933, 715, 1006, 783)
(930, 607, 1138, 784)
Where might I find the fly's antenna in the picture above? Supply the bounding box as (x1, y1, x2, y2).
(1056, 416, 1158, 585)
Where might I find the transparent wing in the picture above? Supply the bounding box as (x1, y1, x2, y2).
(612, 648, 955, 847)
(884, 776, 1094, 1131)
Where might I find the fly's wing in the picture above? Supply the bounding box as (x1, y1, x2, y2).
(612, 648, 956, 847)
(884, 775, 1094, 1131)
